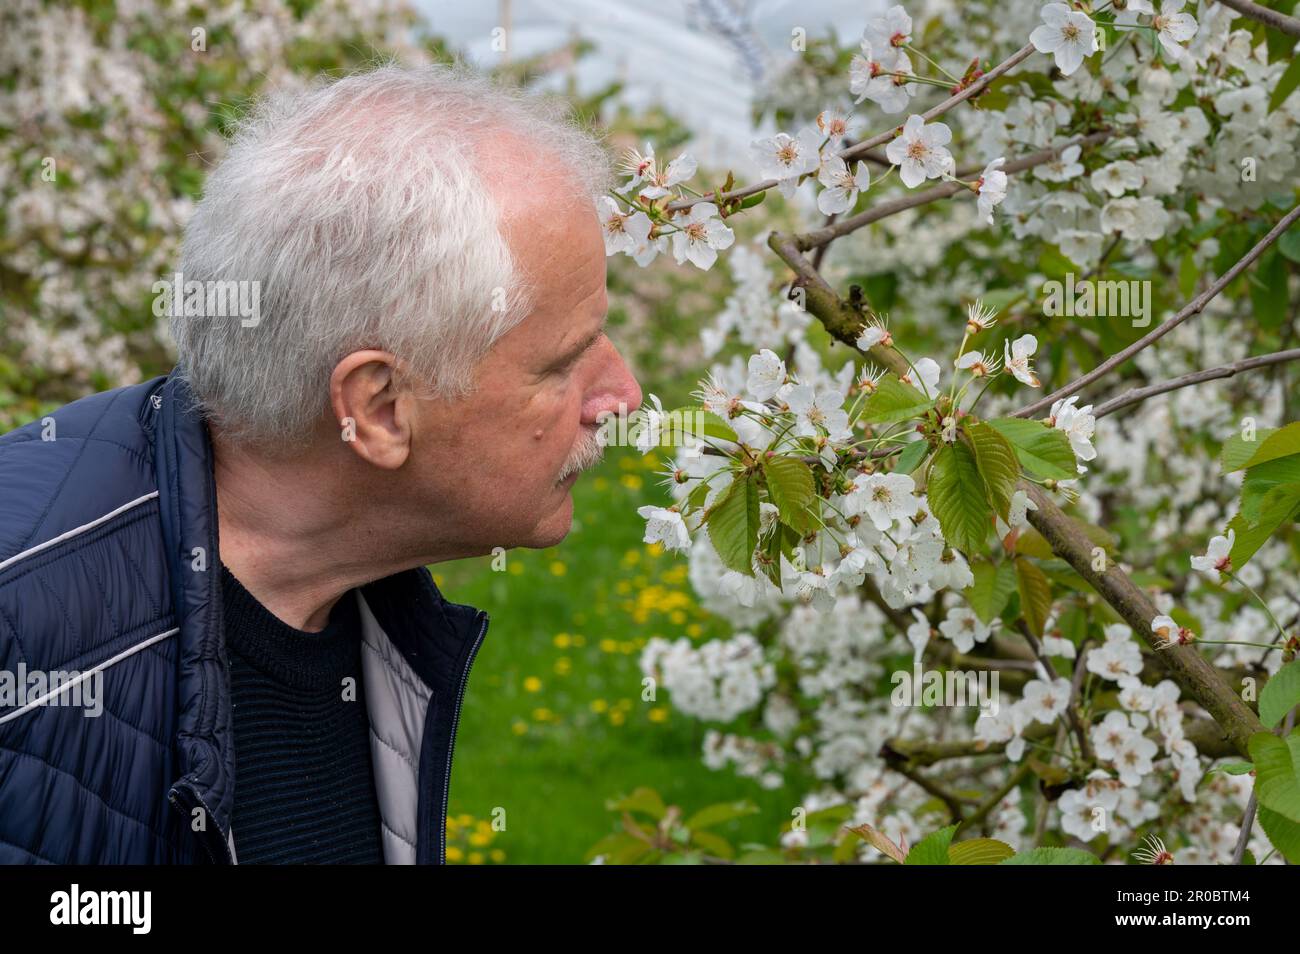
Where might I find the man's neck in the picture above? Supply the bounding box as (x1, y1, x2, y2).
(212, 435, 421, 632)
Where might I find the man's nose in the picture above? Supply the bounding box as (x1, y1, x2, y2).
(582, 338, 643, 425)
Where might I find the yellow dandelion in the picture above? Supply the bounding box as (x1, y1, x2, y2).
(523, 676, 542, 693)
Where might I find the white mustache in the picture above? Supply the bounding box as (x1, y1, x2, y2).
(556, 427, 605, 482)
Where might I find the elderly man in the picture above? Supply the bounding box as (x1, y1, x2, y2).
(0, 65, 642, 864)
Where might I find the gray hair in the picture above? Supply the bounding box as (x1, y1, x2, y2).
(173, 61, 613, 449)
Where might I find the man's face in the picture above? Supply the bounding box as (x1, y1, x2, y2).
(406, 190, 643, 555)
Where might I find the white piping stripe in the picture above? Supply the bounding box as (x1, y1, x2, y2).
(0, 627, 179, 726)
(0, 491, 160, 574)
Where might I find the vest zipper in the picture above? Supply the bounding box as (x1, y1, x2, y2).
(439, 611, 489, 864)
(168, 783, 233, 864)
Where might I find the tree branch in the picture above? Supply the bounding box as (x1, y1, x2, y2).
(666, 43, 1038, 212)
(770, 216, 1268, 757)
(1013, 203, 1300, 419)
(796, 131, 1112, 250)
(1021, 481, 1265, 756)
(1214, 0, 1300, 37)
(1093, 347, 1300, 418)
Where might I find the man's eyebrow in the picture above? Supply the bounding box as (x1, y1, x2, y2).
(557, 316, 608, 364)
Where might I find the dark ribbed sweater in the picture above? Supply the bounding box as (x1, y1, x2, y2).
(221, 565, 384, 864)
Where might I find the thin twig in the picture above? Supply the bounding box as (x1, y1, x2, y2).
(1214, 0, 1300, 37)
(665, 43, 1038, 212)
(1094, 348, 1300, 418)
(797, 131, 1112, 250)
(1013, 203, 1300, 419)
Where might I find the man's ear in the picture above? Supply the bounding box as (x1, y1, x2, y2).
(329, 350, 415, 469)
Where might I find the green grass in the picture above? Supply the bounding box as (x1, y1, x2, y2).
(436, 443, 797, 864)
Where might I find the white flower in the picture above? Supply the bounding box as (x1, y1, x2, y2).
(751, 127, 823, 197)
(1021, 676, 1072, 724)
(1034, 143, 1084, 182)
(785, 384, 852, 441)
(1090, 159, 1144, 197)
(746, 349, 786, 402)
(792, 568, 838, 613)
(619, 144, 697, 199)
(930, 548, 974, 590)
(1100, 196, 1170, 242)
(1087, 626, 1143, 681)
(885, 114, 954, 189)
(1190, 530, 1234, 583)
(1003, 334, 1041, 387)
(1091, 711, 1136, 762)
(1152, 0, 1197, 63)
(636, 505, 691, 553)
(956, 349, 1000, 377)
(815, 109, 853, 143)
(597, 197, 653, 257)
(849, 43, 915, 114)
(848, 472, 920, 531)
(1048, 395, 1095, 463)
(856, 314, 893, 350)
(1041, 635, 1077, 659)
(1114, 733, 1158, 787)
(1151, 614, 1194, 649)
(901, 357, 940, 397)
(817, 156, 871, 215)
(669, 202, 735, 270)
(1029, 3, 1099, 76)
(939, 606, 994, 654)
(966, 300, 999, 334)
(976, 157, 1008, 224)
(634, 393, 666, 454)
(996, 488, 1040, 539)
(863, 4, 913, 51)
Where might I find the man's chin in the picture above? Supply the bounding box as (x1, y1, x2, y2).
(522, 488, 575, 549)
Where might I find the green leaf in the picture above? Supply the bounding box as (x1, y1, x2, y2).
(1178, 249, 1198, 297)
(763, 455, 816, 534)
(664, 407, 737, 445)
(1222, 427, 1278, 472)
(737, 190, 767, 210)
(1257, 806, 1300, 864)
(1269, 52, 1300, 113)
(1241, 423, 1300, 470)
(987, 418, 1077, 481)
(964, 560, 1018, 624)
(948, 838, 1016, 865)
(895, 439, 930, 475)
(1249, 730, 1300, 823)
(1015, 558, 1053, 639)
(1000, 847, 1100, 865)
(1250, 250, 1288, 329)
(965, 421, 1020, 520)
(1228, 483, 1300, 569)
(903, 824, 957, 865)
(706, 474, 760, 576)
(861, 375, 935, 425)
(684, 799, 759, 831)
(606, 786, 667, 820)
(688, 829, 734, 860)
(1260, 659, 1300, 731)
(1241, 455, 1300, 521)
(1281, 225, 1300, 265)
(928, 443, 993, 553)
(1208, 761, 1255, 777)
